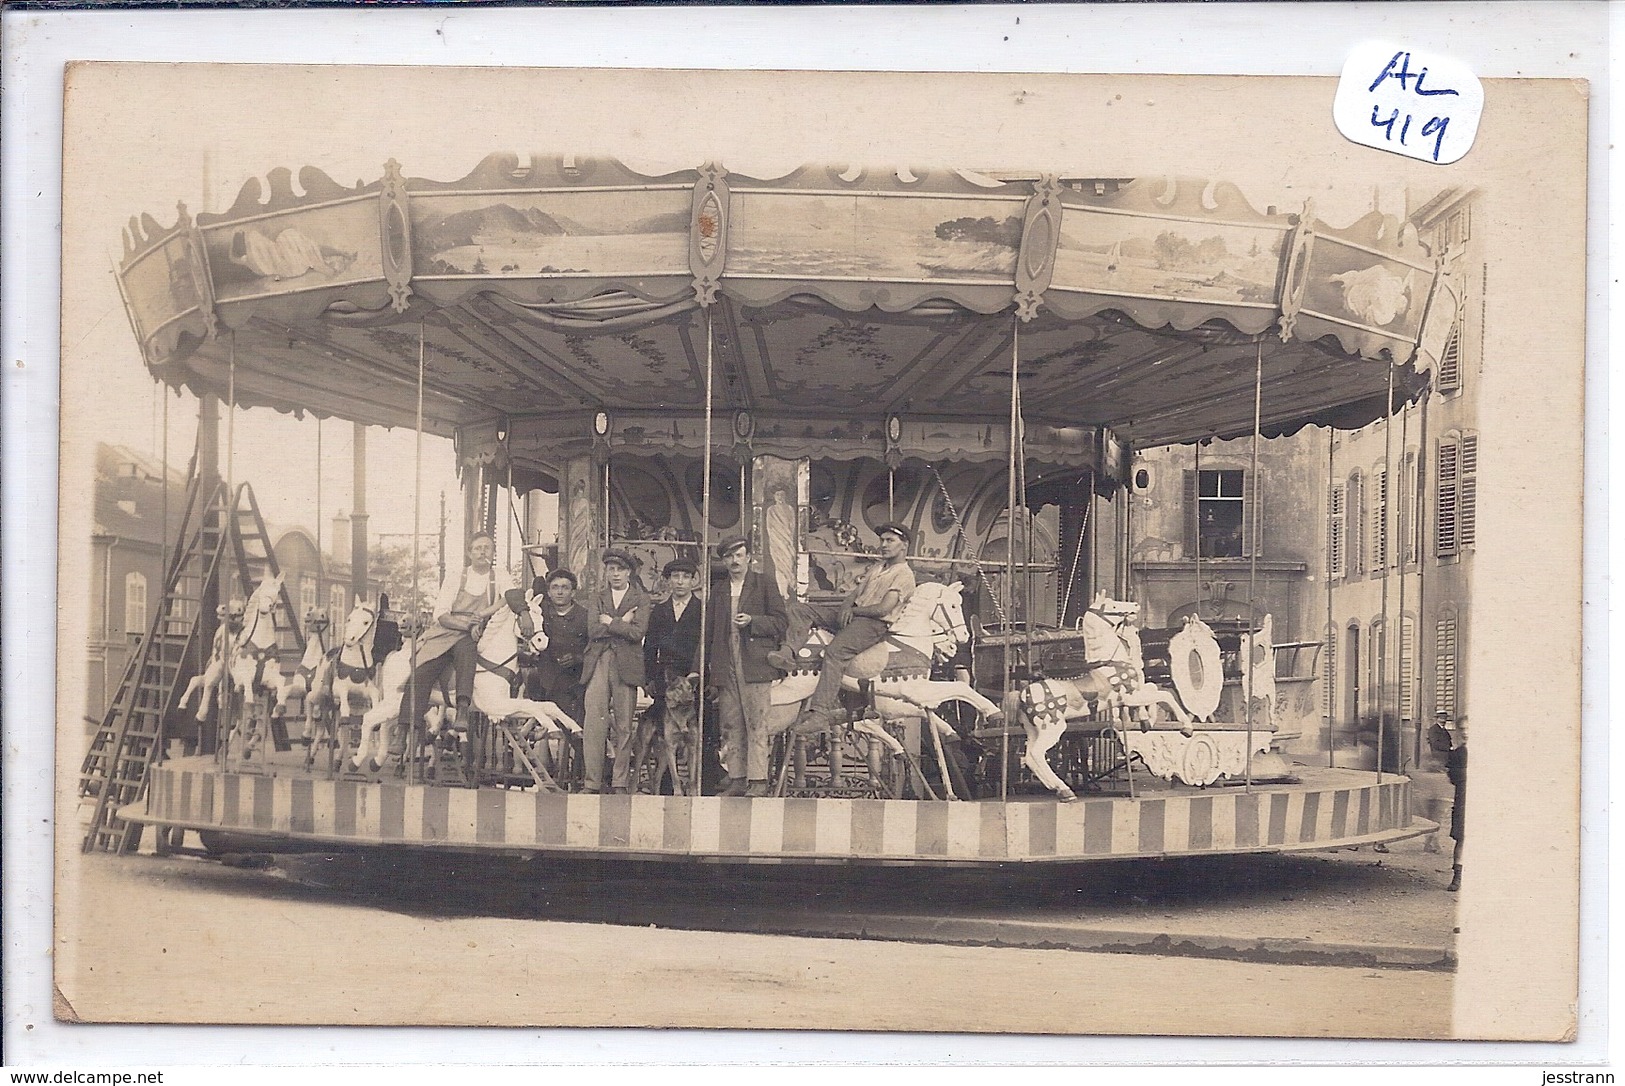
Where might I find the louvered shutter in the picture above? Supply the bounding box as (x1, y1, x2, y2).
(1437, 327, 1461, 392)
(1348, 474, 1365, 575)
(1459, 434, 1478, 548)
(1435, 612, 1457, 717)
(1399, 616, 1416, 719)
(1436, 440, 1459, 556)
(1328, 483, 1345, 578)
(1371, 467, 1388, 569)
(1322, 628, 1337, 715)
(1183, 469, 1198, 558)
(1240, 468, 1258, 558)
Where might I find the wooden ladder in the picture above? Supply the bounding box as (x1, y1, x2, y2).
(79, 478, 305, 853)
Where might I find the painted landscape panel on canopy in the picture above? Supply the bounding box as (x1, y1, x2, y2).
(408, 189, 691, 278)
(201, 198, 383, 302)
(727, 191, 1025, 282)
(1051, 208, 1289, 308)
(1299, 237, 1430, 341)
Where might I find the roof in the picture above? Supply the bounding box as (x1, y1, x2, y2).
(92, 444, 191, 543)
(118, 155, 1446, 459)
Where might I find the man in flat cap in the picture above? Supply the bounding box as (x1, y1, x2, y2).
(643, 556, 705, 739)
(707, 534, 788, 796)
(580, 548, 650, 794)
(779, 522, 916, 731)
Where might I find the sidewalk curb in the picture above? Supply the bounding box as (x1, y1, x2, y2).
(716, 910, 1457, 972)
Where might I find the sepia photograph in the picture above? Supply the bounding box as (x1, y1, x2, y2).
(26, 32, 1591, 1060)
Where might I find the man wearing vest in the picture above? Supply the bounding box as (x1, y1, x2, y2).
(580, 549, 650, 794)
(781, 522, 915, 732)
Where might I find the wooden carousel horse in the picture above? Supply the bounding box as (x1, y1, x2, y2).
(351, 587, 577, 775)
(1013, 594, 1196, 801)
(221, 573, 285, 761)
(765, 580, 1002, 798)
(178, 599, 244, 723)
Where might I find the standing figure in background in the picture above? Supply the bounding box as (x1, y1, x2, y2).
(580, 549, 649, 794)
(707, 535, 788, 797)
(644, 557, 704, 725)
(1428, 712, 1467, 892)
(525, 568, 589, 728)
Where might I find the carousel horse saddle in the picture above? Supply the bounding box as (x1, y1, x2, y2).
(786, 636, 931, 681)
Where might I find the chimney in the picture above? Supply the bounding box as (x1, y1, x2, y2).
(331, 511, 350, 562)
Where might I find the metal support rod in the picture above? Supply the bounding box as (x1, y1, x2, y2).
(1245, 337, 1262, 794)
(1415, 387, 1431, 762)
(217, 335, 237, 766)
(1396, 401, 1411, 773)
(1326, 429, 1337, 769)
(1193, 439, 1202, 615)
(1001, 319, 1019, 801)
(694, 308, 715, 796)
(1376, 361, 1396, 786)
(409, 323, 425, 786)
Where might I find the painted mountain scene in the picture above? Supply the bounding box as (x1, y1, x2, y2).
(728, 193, 1023, 281)
(1051, 210, 1287, 307)
(410, 190, 691, 276)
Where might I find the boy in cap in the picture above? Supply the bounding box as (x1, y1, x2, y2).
(780, 522, 915, 731)
(644, 556, 705, 725)
(707, 534, 788, 796)
(580, 549, 650, 794)
(523, 568, 588, 728)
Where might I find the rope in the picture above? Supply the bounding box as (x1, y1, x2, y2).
(1057, 471, 1092, 623)
(928, 466, 1006, 627)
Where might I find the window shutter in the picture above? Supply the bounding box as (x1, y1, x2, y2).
(1348, 474, 1365, 575)
(1437, 327, 1461, 392)
(1399, 616, 1416, 719)
(1370, 467, 1388, 569)
(1435, 612, 1458, 717)
(123, 572, 147, 635)
(1328, 483, 1345, 578)
(1182, 469, 1198, 558)
(1436, 439, 1459, 557)
(1322, 628, 1337, 715)
(1241, 468, 1258, 558)
(1459, 434, 1478, 548)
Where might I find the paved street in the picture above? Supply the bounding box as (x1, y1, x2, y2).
(54, 839, 1455, 1037)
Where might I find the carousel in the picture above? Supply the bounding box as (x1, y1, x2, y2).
(84, 155, 1448, 866)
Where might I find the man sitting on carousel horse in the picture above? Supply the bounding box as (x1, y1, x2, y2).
(771, 521, 916, 732)
(403, 531, 512, 734)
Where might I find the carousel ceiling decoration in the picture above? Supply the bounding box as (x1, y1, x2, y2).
(117, 154, 1448, 453)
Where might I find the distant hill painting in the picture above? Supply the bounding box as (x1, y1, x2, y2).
(728, 193, 1023, 281)
(1051, 208, 1288, 307)
(410, 191, 690, 276)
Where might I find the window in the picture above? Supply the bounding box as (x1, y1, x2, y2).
(1347, 471, 1365, 576)
(1370, 466, 1389, 570)
(1183, 468, 1255, 559)
(329, 584, 347, 632)
(123, 571, 147, 635)
(1328, 483, 1346, 579)
(1436, 327, 1462, 392)
(299, 574, 319, 621)
(1437, 431, 1478, 557)
(1368, 618, 1386, 719)
(1400, 450, 1421, 565)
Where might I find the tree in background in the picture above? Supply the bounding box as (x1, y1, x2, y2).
(370, 539, 440, 616)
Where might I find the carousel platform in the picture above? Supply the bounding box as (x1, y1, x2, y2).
(120, 755, 1426, 867)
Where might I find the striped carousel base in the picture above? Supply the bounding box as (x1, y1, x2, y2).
(122, 757, 1423, 866)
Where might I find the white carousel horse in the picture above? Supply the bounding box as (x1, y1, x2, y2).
(350, 588, 578, 772)
(322, 596, 395, 724)
(764, 580, 1003, 796)
(272, 611, 332, 732)
(178, 600, 243, 722)
(221, 573, 285, 759)
(1013, 593, 1195, 802)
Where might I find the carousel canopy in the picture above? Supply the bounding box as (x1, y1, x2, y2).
(117, 155, 1445, 466)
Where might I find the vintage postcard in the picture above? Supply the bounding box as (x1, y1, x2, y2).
(51, 61, 1586, 1043)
